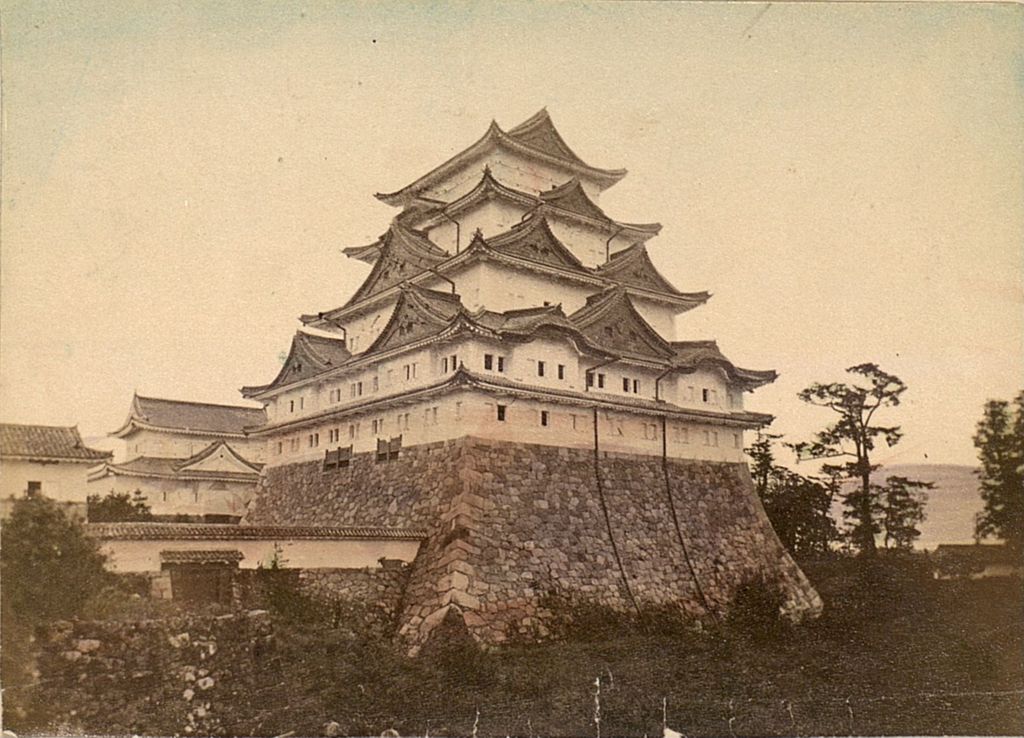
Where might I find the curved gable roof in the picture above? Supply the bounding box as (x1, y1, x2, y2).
(484, 215, 586, 271)
(241, 331, 350, 398)
(569, 287, 676, 361)
(375, 110, 627, 207)
(595, 243, 710, 305)
(671, 340, 778, 389)
(364, 284, 465, 355)
(341, 224, 449, 308)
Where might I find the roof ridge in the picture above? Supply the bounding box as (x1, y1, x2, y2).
(135, 395, 263, 412)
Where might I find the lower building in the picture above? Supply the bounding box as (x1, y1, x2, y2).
(0, 423, 112, 519)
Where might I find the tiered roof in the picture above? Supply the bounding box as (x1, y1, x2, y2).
(113, 395, 266, 439)
(375, 109, 627, 207)
(393, 168, 662, 247)
(0, 423, 112, 462)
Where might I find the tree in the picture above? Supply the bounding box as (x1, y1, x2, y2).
(878, 476, 930, 550)
(792, 363, 915, 555)
(86, 489, 153, 522)
(973, 392, 1024, 549)
(746, 434, 839, 556)
(1, 496, 111, 625)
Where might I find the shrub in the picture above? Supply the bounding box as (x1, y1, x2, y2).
(725, 574, 788, 638)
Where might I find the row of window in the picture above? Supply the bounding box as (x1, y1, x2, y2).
(284, 355, 734, 417)
(276, 410, 742, 455)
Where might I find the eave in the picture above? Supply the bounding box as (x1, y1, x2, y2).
(304, 237, 704, 332)
(374, 115, 627, 208)
(402, 168, 661, 244)
(110, 420, 250, 440)
(249, 367, 773, 437)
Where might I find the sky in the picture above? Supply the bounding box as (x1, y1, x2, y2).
(2, 1, 1021, 467)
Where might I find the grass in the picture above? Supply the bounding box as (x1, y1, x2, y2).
(11, 555, 1024, 736)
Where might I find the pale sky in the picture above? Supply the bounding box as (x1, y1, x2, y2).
(2, 1, 1021, 467)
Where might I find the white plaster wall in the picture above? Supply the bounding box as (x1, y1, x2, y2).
(123, 429, 265, 464)
(265, 382, 749, 468)
(99, 537, 422, 573)
(0, 458, 98, 503)
(547, 218, 636, 269)
(671, 368, 740, 412)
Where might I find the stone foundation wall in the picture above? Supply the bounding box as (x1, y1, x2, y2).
(295, 566, 410, 621)
(32, 611, 274, 735)
(245, 437, 822, 648)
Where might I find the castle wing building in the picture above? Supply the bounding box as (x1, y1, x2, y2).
(0, 423, 112, 517)
(93, 395, 267, 522)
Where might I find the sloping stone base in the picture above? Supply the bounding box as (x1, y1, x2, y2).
(245, 437, 822, 648)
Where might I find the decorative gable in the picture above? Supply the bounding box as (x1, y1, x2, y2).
(364, 285, 464, 355)
(343, 225, 448, 306)
(569, 288, 675, 361)
(594, 243, 701, 299)
(486, 216, 586, 271)
(178, 441, 261, 475)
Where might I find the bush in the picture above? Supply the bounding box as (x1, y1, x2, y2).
(1, 496, 114, 720)
(725, 574, 788, 638)
(86, 489, 153, 522)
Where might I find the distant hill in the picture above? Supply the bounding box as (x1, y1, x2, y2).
(836, 464, 982, 550)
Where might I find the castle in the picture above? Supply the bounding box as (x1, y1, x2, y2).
(240, 110, 823, 647)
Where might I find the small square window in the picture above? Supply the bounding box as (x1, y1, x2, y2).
(496, 405, 506, 421)
(26, 481, 41, 498)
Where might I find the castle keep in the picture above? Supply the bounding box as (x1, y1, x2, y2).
(241, 110, 822, 646)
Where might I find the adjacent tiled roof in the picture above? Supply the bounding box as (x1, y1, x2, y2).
(160, 550, 244, 565)
(113, 395, 266, 438)
(671, 340, 778, 389)
(88, 441, 263, 483)
(569, 287, 676, 361)
(0, 424, 112, 461)
(241, 330, 350, 397)
(595, 243, 709, 304)
(375, 110, 627, 207)
(86, 523, 428, 541)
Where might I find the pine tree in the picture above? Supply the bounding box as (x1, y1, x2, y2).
(792, 363, 920, 555)
(974, 392, 1024, 549)
(878, 476, 930, 550)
